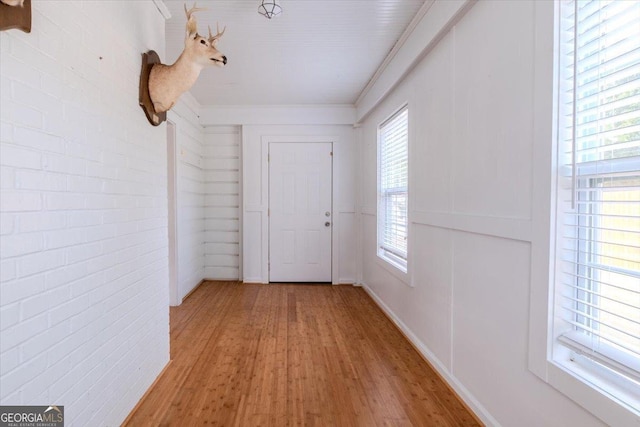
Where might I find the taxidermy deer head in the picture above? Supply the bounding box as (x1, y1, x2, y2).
(148, 3, 226, 114)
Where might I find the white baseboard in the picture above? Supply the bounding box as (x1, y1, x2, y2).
(361, 283, 500, 427)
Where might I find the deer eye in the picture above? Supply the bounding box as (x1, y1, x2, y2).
(200, 40, 206, 45)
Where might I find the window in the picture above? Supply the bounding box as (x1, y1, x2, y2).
(552, 0, 640, 416)
(378, 105, 409, 272)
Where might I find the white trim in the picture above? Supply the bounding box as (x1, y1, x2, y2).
(356, 128, 365, 287)
(412, 211, 532, 243)
(366, 209, 532, 243)
(558, 332, 640, 383)
(355, 0, 476, 123)
(547, 362, 640, 426)
(199, 105, 356, 126)
(528, 0, 560, 382)
(376, 101, 413, 278)
(376, 103, 410, 283)
(238, 126, 244, 282)
(261, 137, 269, 283)
(361, 282, 499, 427)
(356, 0, 436, 107)
(260, 135, 341, 284)
(374, 254, 409, 286)
(528, 2, 640, 425)
(151, 0, 171, 20)
(166, 120, 180, 307)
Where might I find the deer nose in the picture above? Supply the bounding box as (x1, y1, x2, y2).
(222, 56, 227, 65)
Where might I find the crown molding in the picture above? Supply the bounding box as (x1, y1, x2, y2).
(355, 0, 477, 122)
(355, 0, 435, 107)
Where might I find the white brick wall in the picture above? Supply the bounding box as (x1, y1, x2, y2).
(0, 2, 170, 425)
(203, 127, 241, 280)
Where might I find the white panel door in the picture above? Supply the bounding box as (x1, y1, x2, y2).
(269, 142, 332, 282)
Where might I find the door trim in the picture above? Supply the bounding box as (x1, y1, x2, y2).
(167, 121, 179, 305)
(260, 135, 340, 284)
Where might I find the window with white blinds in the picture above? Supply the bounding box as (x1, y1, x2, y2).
(378, 106, 408, 272)
(555, 0, 640, 387)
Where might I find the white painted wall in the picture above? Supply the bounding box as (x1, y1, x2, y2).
(203, 126, 241, 280)
(168, 98, 206, 301)
(0, 1, 169, 424)
(357, 1, 607, 426)
(0, 1, 616, 425)
(242, 125, 357, 284)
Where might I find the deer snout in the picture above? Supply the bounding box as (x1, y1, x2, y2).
(209, 54, 227, 66)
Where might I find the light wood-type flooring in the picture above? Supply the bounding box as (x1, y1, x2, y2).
(124, 281, 482, 426)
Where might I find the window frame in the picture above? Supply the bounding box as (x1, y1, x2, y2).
(528, 2, 640, 425)
(376, 104, 410, 279)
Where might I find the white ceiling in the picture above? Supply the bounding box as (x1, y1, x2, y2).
(162, 0, 426, 107)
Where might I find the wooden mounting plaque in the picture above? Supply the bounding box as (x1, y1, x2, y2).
(139, 50, 166, 126)
(0, 0, 32, 33)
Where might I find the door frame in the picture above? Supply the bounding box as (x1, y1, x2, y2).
(260, 135, 340, 284)
(167, 120, 180, 305)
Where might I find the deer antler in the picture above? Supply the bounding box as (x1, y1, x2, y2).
(184, 3, 206, 39)
(208, 23, 226, 44)
(147, 2, 227, 116)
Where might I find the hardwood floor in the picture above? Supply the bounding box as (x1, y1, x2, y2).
(124, 282, 481, 426)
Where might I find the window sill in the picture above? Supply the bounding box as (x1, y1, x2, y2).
(544, 356, 640, 426)
(375, 254, 412, 287)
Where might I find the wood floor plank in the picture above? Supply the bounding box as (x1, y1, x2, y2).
(124, 282, 482, 426)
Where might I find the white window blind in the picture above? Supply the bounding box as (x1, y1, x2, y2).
(378, 106, 408, 270)
(557, 0, 640, 382)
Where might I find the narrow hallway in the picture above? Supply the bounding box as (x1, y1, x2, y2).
(124, 282, 480, 426)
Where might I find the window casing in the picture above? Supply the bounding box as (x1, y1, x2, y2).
(378, 106, 409, 273)
(551, 0, 640, 418)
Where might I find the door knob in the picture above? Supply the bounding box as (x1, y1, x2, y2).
(325, 222, 331, 227)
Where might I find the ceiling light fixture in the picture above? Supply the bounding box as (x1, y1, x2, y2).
(258, 0, 282, 19)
